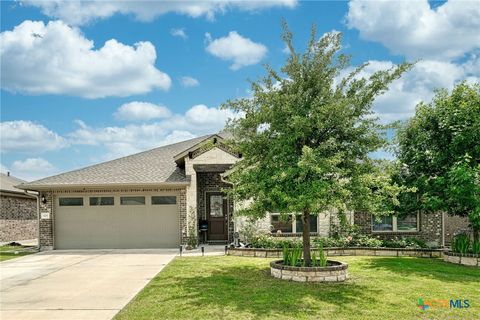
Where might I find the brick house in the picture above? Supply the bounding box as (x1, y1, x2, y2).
(0, 173, 37, 242)
(18, 133, 468, 250)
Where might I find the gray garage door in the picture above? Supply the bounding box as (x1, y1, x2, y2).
(54, 193, 180, 249)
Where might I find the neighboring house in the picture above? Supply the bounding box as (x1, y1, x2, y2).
(0, 173, 37, 242)
(18, 133, 469, 250)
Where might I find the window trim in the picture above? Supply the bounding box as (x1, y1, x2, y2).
(270, 213, 318, 234)
(372, 213, 420, 233)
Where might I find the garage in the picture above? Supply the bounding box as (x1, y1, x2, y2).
(54, 192, 180, 249)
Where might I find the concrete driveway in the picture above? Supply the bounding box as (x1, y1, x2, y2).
(0, 249, 177, 320)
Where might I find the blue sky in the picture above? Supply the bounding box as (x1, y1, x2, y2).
(1, 0, 479, 181)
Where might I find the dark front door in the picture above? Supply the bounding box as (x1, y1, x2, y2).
(206, 192, 228, 241)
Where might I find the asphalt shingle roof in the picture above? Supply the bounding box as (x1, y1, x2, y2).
(0, 173, 28, 194)
(19, 134, 221, 189)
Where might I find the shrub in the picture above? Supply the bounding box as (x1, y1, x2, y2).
(239, 220, 264, 244)
(250, 235, 302, 249)
(381, 237, 428, 249)
(452, 233, 470, 254)
(352, 235, 383, 248)
(472, 240, 480, 254)
(312, 243, 327, 267)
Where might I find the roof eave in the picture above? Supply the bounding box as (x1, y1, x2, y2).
(17, 181, 191, 191)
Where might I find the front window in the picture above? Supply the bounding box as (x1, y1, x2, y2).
(397, 215, 418, 231)
(295, 215, 318, 233)
(372, 216, 393, 231)
(372, 214, 418, 232)
(271, 215, 293, 233)
(270, 214, 318, 234)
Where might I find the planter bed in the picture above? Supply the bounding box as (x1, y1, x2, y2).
(229, 247, 443, 258)
(270, 259, 348, 282)
(443, 251, 479, 267)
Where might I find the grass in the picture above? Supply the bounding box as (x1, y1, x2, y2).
(0, 245, 35, 262)
(115, 256, 480, 320)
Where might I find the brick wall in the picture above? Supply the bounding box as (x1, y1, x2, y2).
(354, 211, 443, 247)
(0, 194, 37, 242)
(444, 214, 470, 246)
(197, 171, 234, 243)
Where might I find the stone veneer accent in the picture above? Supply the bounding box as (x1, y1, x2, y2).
(443, 251, 479, 267)
(354, 211, 443, 247)
(229, 247, 443, 258)
(37, 187, 188, 250)
(0, 194, 37, 242)
(270, 260, 348, 282)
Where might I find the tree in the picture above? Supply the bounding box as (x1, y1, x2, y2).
(395, 82, 480, 242)
(222, 22, 411, 266)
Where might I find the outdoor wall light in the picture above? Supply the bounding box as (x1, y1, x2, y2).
(41, 195, 47, 204)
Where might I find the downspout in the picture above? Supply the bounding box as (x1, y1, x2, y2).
(24, 190, 40, 251)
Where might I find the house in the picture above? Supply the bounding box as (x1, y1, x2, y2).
(0, 173, 37, 242)
(18, 133, 468, 250)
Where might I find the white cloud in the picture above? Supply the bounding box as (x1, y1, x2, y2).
(24, 0, 297, 26)
(114, 102, 172, 121)
(346, 0, 480, 60)
(0, 20, 171, 98)
(206, 31, 267, 70)
(180, 76, 200, 87)
(10, 158, 59, 182)
(340, 58, 479, 123)
(171, 28, 187, 40)
(0, 120, 67, 153)
(69, 104, 236, 160)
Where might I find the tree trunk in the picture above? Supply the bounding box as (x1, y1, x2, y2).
(302, 208, 311, 266)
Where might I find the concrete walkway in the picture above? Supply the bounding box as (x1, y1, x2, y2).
(0, 249, 177, 320)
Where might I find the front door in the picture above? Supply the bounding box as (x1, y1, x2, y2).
(206, 192, 228, 241)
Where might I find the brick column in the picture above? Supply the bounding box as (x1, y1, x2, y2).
(39, 191, 54, 250)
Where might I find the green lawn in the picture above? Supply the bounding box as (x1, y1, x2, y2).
(0, 245, 35, 262)
(115, 256, 480, 320)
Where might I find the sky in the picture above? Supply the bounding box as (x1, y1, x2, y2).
(1, 0, 479, 181)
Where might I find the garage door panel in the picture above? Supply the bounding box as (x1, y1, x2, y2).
(55, 194, 180, 249)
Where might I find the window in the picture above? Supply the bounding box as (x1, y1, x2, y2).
(271, 215, 293, 233)
(59, 197, 83, 206)
(152, 196, 176, 205)
(89, 197, 114, 206)
(209, 195, 224, 217)
(296, 215, 318, 233)
(372, 214, 418, 232)
(397, 215, 418, 231)
(120, 196, 145, 205)
(372, 216, 393, 231)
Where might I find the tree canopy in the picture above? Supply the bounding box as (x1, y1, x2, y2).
(395, 82, 480, 240)
(222, 23, 411, 265)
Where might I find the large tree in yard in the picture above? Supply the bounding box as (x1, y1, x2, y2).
(395, 82, 480, 242)
(222, 23, 411, 266)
